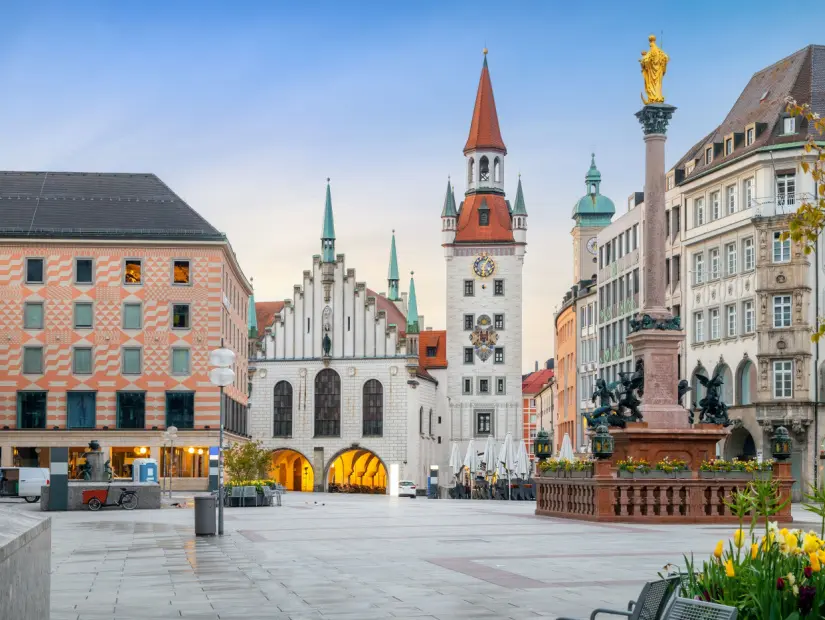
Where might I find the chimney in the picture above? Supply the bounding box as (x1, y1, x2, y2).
(534, 361, 538, 372)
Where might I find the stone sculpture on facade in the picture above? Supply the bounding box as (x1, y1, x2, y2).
(629, 313, 681, 333)
(639, 34, 669, 105)
(688, 367, 732, 426)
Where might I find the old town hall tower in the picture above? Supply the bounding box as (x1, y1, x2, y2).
(442, 52, 526, 449)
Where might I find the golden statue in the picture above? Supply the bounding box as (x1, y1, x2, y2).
(639, 35, 669, 105)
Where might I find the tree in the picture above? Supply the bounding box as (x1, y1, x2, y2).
(223, 440, 272, 483)
(784, 98, 825, 341)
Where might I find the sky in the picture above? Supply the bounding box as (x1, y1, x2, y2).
(0, 1, 822, 372)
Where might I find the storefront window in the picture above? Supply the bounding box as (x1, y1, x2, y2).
(160, 446, 208, 478)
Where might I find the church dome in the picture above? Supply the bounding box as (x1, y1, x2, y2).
(572, 154, 615, 226)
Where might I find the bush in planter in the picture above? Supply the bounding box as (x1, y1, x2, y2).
(538, 458, 573, 475)
(700, 458, 775, 478)
(616, 456, 651, 476)
(654, 456, 689, 476)
(571, 458, 595, 477)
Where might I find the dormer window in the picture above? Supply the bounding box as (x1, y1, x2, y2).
(686, 162, 695, 175)
(479, 156, 490, 182)
(705, 147, 713, 165)
(725, 138, 733, 155)
(782, 117, 796, 135)
(478, 200, 490, 226)
(746, 127, 755, 145)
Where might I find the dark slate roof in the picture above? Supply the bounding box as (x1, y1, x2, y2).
(0, 171, 224, 240)
(672, 45, 825, 182)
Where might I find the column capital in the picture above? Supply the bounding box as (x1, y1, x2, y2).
(636, 103, 677, 136)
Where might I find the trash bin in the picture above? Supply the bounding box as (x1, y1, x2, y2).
(194, 495, 216, 536)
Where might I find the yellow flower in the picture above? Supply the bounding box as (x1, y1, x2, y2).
(725, 558, 735, 577)
(811, 553, 821, 573)
(785, 533, 799, 552)
(733, 529, 746, 548)
(818, 550, 825, 564)
(804, 533, 821, 554)
(787, 572, 796, 586)
(751, 543, 759, 560)
(780, 528, 789, 537)
(714, 540, 724, 559)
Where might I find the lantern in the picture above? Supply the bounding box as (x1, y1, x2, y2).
(771, 426, 792, 461)
(592, 425, 614, 460)
(534, 429, 551, 461)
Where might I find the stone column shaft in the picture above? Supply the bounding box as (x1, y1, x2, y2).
(642, 133, 668, 317)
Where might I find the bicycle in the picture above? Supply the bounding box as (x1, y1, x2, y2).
(87, 487, 139, 511)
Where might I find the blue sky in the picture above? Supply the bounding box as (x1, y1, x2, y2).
(0, 1, 822, 371)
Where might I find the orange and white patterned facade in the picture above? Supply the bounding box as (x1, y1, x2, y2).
(0, 239, 251, 487)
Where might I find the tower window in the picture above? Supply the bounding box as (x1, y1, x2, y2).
(464, 280, 474, 296)
(479, 156, 489, 182)
(493, 158, 501, 183)
(468, 158, 475, 185)
(464, 314, 474, 330)
(464, 347, 474, 364)
(494, 280, 504, 296)
(479, 209, 489, 226)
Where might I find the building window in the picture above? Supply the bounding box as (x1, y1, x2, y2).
(17, 391, 47, 429)
(23, 302, 43, 329)
(494, 348, 504, 364)
(173, 260, 191, 285)
(462, 378, 472, 395)
(726, 185, 736, 215)
(171, 348, 190, 375)
(694, 252, 705, 284)
(665, 258, 671, 285)
(67, 392, 96, 429)
(496, 378, 506, 395)
(123, 348, 142, 375)
(476, 411, 492, 436)
(478, 378, 490, 394)
(73, 347, 93, 374)
(773, 360, 793, 399)
(709, 248, 720, 280)
(709, 308, 720, 340)
(172, 304, 191, 329)
(464, 347, 474, 364)
(75, 258, 94, 284)
(705, 147, 713, 165)
(743, 300, 755, 333)
(694, 312, 705, 343)
(673, 254, 681, 284)
(695, 198, 705, 226)
(314, 369, 341, 437)
(744, 178, 754, 209)
(464, 280, 474, 297)
(673, 304, 681, 317)
(773, 295, 792, 328)
(494, 279, 504, 296)
(777, 174, 795, 208)
(25, 258, 44, 284)
(782, 117, 796, 134)
(117, 392, 145, 429)
(632, 224, 638, 249)
(725, 138, 733, 155)
(494, 314, 504, 329)
(124, 259, 142, 284)
(362, 379, 383, 437)
(673, 206, 681, 236)
(773, 231, 791, 263)
(743, 237, 755, 270)
(478, 206, 490, 226)
(23, 347, 43, 374)
(166, 392, 195, 429)
(123, 303, 142, 329)
(74, 302, 93, 329)
(725, 243, 737, 276)
(726, 305, 737, 337)
(711, 191, 720, 220)
(746, 127, 755, 145)
(667, 175, 674, 191)
(426, 346, 437, 357)
(419, 406, 424, 434)
(464, 314, 474, 330)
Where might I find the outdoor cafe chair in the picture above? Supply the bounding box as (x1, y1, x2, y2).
(242, 486, 258, 507)
(662, 597, 737, 620)
(557, 575, 681, 620)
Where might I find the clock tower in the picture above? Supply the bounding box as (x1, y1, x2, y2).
(442, 51, 526, 446)
(571, 154, 615, 283)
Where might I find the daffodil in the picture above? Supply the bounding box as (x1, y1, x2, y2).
(811, 553, 821, 573)
(733, 529, 746, 548)
(714, 540, 724, 559)
(751, 543, 759, 560)
(803, 533, 820, 554)
(787, 572, 796, 587)
(793, 584, 800, 596)
(724, 558, 735, 577)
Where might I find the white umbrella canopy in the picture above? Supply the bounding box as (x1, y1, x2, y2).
(449, 443, 463, 477)
(560, 433, 575, 461)
(481, 436, 498, 475)
(463, 440, 479, 474)
(498, 432, 515, 476)
(515, 440, 530, 478)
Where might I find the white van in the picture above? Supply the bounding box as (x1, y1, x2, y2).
(0, 467, 50, 503)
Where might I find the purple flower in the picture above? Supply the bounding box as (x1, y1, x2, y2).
(798, 585, 816, 615)
(777, 577, 786, 591)
(805, 566, 814, 579)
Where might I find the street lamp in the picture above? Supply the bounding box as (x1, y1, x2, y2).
(209, 344, 236, 536)
(162, 426, 178, 499)
(771, 426, 792, 461)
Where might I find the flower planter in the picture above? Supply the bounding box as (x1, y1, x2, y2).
(699, 470, 760, 479)
(648, 470, 690, 479)
(617, 470, 651, 479)
(570, 470, 591, 479)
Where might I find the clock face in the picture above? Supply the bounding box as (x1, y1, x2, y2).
(473, 255, 496, 278)
(586, 238, 598, 255)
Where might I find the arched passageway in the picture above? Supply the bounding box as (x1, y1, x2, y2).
(724, 426, 757, 461)
(271, 449, 314, 492)
(327, 448, 387, 494)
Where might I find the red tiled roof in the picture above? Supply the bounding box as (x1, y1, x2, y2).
(464, 58, 507, 154)
(419, 330, 447, 369)
(416, 367, 438, 384)
(454, 193, 514, 243)
(366, 288, 407, 338)
(255, 301, 285, 335)
(522, 369, 554, 395)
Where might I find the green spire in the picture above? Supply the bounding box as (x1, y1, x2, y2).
(441, 177, 457, 217)
(572, 153, 615, 226)
(512, 175, 527, 215)
(406, 271, 419, 335)
(585, 152, 602, 185)
(321, 179, 336, 262)
(247, 291, 258, 339)
(388, 230, 400, 301)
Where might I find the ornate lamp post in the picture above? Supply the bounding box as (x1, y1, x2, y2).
(591, 425, 614, 460)
(771, 426, 792, 461)
(534, 429, 551, 462)
(209, 342, 236, 537)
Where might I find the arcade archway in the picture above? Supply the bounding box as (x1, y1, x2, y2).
(724, 426, 757, 462)
(271, 449, 314, 492)
(327, 448, 387, 494)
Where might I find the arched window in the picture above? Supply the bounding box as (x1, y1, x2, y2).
(273, 381, 293, 437)
(314, 369, 341, 437)
(493, 157, 500, 183)
(468, 158, 475, 185)
(419, 406, 424, 434)
(691, 365, 707, 408)
(479, 156, 490, 182)
(736, 360, 756, 406)
(428, 408, 433, 436)
(362, 379, 383, 437)
(714, 364, 733, 406)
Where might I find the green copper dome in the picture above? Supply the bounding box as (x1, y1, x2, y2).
(572, 153, 615, 227)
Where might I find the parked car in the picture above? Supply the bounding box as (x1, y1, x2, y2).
(0, 467, 50, 502)
(398, 480, 416, 498)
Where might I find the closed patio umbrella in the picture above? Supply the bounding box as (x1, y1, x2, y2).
(515, 440, 530, 478)
(497, 433, 515, 499)
(449, 443, 463, 478)
(560, 433, 575, 461)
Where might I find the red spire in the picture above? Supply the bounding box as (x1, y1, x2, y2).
(464, 53, 507, 155)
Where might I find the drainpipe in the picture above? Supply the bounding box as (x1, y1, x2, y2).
(815, 180, 821, 488)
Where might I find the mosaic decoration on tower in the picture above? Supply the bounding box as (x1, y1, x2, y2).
(469, 314, 498, 362)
